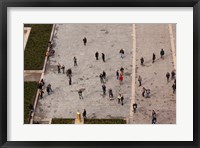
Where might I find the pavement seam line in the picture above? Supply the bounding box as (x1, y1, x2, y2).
(129, 24, 136, 120)
(168, 24, 176, 69)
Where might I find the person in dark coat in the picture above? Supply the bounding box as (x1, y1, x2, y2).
(57, 63, 61, 73)
(108, 88, 113, 100)
(102, 53, 105, 62)
(171, 70, 176, 80)
(138, 75, 142, 86)
(152, 53, 156, 63)
(140, 57, 144, 65)
(102, 84, 106, 95)
(172, 83, 176, 94)
(102, 71, 106, 80)
(160, 48, 165, 59)
(39, 90, 44, 99)
(121, 95, 124, 105)
(74, 57, 77, 66)
(47, 84, 53, 92)
(133, 103, 137, 113)
(116, 70, 119, 79)
(66, 68, 72, 78)
(40, 79, 45, 86)
(38, 82, 43, 90)
(99, 73, 104, 83)
(83, 37, 87, 46)
(142, 87, 146, 97)
(46, 86, 50, 95)
(69, 77, 72, 85)
(95, 52, 99, 60)
(82, 109, 86, 118)
(166, 72, 170, 82)
(78, 89, 83, 99)
(120, 67, 124, 75)
(152, 110, 157, 124)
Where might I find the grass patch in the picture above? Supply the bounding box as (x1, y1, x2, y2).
(52, 118, 75, 124)
(84, 118, 126, 124)
(24, 24, 53, 70)
(24, 82, 38, 124)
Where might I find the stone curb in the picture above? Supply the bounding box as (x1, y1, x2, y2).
(30, 24, 56, 124)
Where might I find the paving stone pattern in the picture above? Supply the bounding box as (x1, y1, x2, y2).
(34, 24, 133, 120)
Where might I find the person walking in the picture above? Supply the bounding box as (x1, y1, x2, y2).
(102, 53, 105, 62)
(39, 90, 44, 99)
(38, 82, 43, 90)
(160, 48, 165, 59)
(172, 83, 176, 94)
(61, 65, 65, 74)
(120, 67, 124, 75)
(78, 89, 84, 99)
(140, 57, 144, 65)
(119, 74, 123, 84)
(117, 94, 122, 104)
(57, 63, 61, 73)
(142, 87, 146, 97)
(102, 71, 106, 80)
(46, 85, 50, 95)
(116, 70, 119, 79)
(95, 52, 99, 60)
(108, 88, 113, 100)
(74, 57, 78, 66)
(99, 73, 104, 83)
(102, 84, 106, 95)
(133, 103, 137, 113)
(146, 89, 151, 98)
(152, 110, 157, 124)
(82, 109, 87, 118)
(171, 70, 176, 80)
(121, 95, 124, 105)
(69, 77, 72, 85)
(47, 84, 53, 92)
(83, 37, 87, 46)
(152, 53, 156, 63)
(119, 48, 125, 59)
(40, 79, 45, 86)
(166, 72, 170, 82)
(66, 68, 72, 78)
(138, 75, 142, 86)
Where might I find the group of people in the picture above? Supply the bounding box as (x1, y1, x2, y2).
(140, 48, 165, 65)
(38, 79, 53, 99)
(95, 51, 105, 62)
(137, 48, 176, 124)
(116, 67, 124, 84)
(98, 50, 126, 105)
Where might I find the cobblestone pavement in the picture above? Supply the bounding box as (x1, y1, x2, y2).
(34, 24, 133, 120)
(34, 24, 176, 124)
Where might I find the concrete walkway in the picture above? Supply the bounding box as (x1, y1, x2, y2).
(34, 24, 176, 124)
(34, 24, 133, 120)
(130, 24, 176, 124)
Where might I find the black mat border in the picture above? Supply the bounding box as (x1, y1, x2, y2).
(0, 0, 199, 148)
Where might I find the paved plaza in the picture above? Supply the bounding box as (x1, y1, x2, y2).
(34, 24, 176, 124)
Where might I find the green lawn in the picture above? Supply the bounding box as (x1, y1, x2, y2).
(24, 24, 53, 70)
(52, 118, 75, 124)
(84, 118, 126, 124)
(24, 82, 38, 124)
